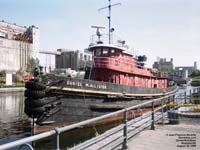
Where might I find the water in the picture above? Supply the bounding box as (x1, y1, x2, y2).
(0, 92, 120, 149)
(0, 92, 31, 145)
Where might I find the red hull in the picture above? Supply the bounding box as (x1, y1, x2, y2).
(88, 45, 168, 89)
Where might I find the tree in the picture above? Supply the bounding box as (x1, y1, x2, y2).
(26, 57, 40, 75)
(0, 70, 6, 85)
(160, 66, 174, 76)
(190, 70, 200, 77)
(78, 60, 92, 70)
(0, 70, 6, 78)
(75, 72, 84, 79)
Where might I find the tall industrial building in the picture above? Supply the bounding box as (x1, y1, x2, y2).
(55, 49, 91, 71)
(0, 21, 39, 72)
(152, 58, 174, 71)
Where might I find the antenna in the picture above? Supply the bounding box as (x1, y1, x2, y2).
(98, 0, 121, 44)
(91, 26, 105, 42)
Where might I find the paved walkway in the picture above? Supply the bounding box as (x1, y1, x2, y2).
(128, 123, 200, 150)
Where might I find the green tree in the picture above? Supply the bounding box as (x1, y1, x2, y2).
(0, 70, 6, 85)
(26, 57, 40, 75)
(75, 72, 84, 79)
(0, 70, 6, 78)
(160, 66, 174, 76)
(78, 60, 92, 70)
(190, 70, 200, 77)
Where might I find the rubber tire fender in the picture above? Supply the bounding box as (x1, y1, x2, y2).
(24, 106, 46, 117)
(25, 97, 58, 107)
(25, 80, 46, 90)
(24, 89, 46, 99)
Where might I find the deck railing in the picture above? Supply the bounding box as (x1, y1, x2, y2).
(0, 87, 199, 150)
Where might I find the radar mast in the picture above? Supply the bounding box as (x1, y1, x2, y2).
(98, 0, 121, 44)
(91, 26, 105, 43)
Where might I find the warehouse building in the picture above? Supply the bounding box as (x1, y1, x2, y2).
(0, 20, 39, 72)
(175, 61, 197, 78)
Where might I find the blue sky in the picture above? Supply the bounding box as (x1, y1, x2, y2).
(1, 0, 200, 67)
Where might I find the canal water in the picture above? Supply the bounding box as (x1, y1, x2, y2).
(0, 92, 31, 145)
(0, 92, 120, 149)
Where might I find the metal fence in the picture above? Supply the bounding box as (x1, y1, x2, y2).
(0, 87, 199, 150)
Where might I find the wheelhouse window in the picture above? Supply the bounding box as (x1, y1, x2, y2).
(95, 48, 101, 56)
(111, 49, 115, 55)
(102, 48, 108, 55)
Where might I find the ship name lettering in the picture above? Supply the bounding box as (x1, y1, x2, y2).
(84, 83, 107, 89)
(97, 84, 107, 89)
(66, 81, 82, 87)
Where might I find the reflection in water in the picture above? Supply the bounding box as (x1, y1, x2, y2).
(34, 120, 121, 149)
(0, 92, 121, 149)
(0, 92, 30, 145)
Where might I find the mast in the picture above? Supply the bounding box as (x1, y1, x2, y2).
(99, 0, 121, 44)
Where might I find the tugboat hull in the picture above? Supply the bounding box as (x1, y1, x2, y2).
(24, 76, 176, 130)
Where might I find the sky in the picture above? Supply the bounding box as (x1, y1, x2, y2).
(1, 0, 200, 68)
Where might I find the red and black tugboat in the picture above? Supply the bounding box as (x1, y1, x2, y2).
(24, 0, 176, 131)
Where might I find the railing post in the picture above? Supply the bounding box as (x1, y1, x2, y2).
(168, 96, 170, 103)
(184, 91, 187, 104)
(151, 101, 155, 130)
(54, 128, 60, 150)
(161, 98, 164, 125)
(173, 95, 176, 104)
(189, 89, 192, 103)
(122, 109, 128, 150)
(167, 96, 171, 111)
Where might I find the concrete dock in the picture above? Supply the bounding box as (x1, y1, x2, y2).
(128, 122, 200, 150)
(0, 87, 25, 93)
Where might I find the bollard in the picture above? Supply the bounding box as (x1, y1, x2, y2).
(122, 109, 128, 150)
(54, 128, 60, 150)
(151, 101, 155, 130)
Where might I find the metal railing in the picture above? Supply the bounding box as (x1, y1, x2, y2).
(0, 87, 199, 150)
